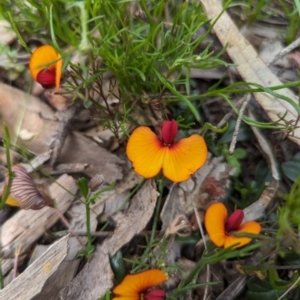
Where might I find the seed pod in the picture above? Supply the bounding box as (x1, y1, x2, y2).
(4, 165, 53, 210)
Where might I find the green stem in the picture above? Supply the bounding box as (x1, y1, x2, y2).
(0, 125, 14, 210)
(179, 243, 261, 288)
(0, 261, 3, 289)
(139, 0, 155, 28)
(142, 178, 164, 261)
(85, 199, 92, 249)
(200, 122, 229, 136)
(149, 178, 164, 247)
(118, 179, 145, 211)
(196, 81, 300, 100)
(49, 5, 60, 50)
(7, 12, 31, 53)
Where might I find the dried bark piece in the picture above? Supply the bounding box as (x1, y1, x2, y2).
(0, 235, 80, 300)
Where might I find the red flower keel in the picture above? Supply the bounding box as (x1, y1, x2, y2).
(161, 119, 178, 145)
(225, 209, 244, 232)
(36, 69, 56, 89)
(145, 289, 166, 300)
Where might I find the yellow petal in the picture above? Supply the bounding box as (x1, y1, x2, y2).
(29, 45, 62, 90)
(204, 202, 227, 247)
(224, 221, 261, 249)
(162, 134, 207, 182)
(113, 269, 167, 297)
(126, 127, 165, 178)
(5, 194, 20, 207)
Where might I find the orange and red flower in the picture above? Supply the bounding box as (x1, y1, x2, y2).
(204, 202, 261, 249)
(29, 45, 62, 90)
(126, 120, 208, 182)
(112, 269, 167, 300)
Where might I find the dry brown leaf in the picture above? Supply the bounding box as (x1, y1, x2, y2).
(60, 179, 159, 300)
(0, 83, 125, 181)
(44, 91, 73, 111)
(200, 0, 300, 146)
(0, 82, 58, 154)
(58, 131, 125, 180)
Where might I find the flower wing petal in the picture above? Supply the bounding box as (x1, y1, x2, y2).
(29, 45, 60, 80)
(204, 202, 227, 247)
(5, 195, 20, 207)
(126, 127, 165, 178)
(162, 134, 207, 182)
(113, 269, 167, 297)
(224, 221, 261, 249)
(111, 297, 139, 300)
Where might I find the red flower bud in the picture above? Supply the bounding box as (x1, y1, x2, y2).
(145, 289, 166, 300)
(36, 69, 56, 89)
(161, 119, 178, 145)
(225, 209, 244, 232)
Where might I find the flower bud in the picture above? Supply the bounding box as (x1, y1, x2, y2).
(145, 289, 166, 300)
(225, 209, 244, 232)
(161, 119, 178, 145)
(36, 69, 56, 89)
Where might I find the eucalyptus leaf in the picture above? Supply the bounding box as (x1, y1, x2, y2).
(110, 250, 126, 284)
(281, 152, 300, 182)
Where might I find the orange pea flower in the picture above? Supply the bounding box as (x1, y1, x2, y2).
(29, 45, 62, 90)
(126, 120, 208, 182)
(112, 269, 167, 300)
(204, 202, 261, 249)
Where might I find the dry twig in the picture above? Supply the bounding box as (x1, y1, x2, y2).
(229, 94, 251, 154)
(268, 36, 300, 66)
